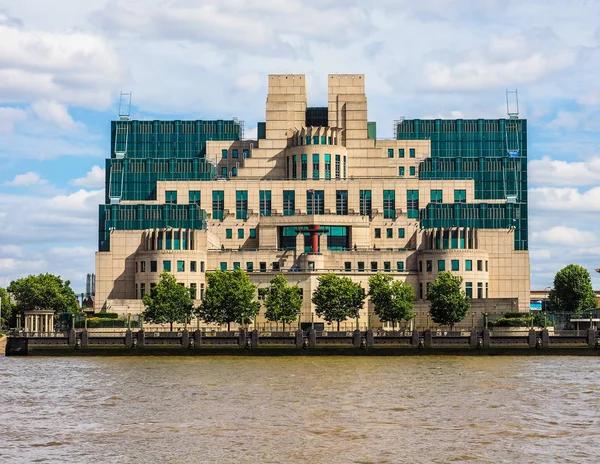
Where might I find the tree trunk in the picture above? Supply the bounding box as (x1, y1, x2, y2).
(337, 320, 340, 331)
(283, 321, 285, 332)
(227, 321, 231, 331)
(392, 320, 396, 330)
(170, 322, 173, 332)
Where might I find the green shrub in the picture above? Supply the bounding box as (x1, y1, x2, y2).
(96, 312, 119, 319)
(503, 311, 522, 319)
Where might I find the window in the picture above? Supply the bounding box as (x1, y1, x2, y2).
(485, 261, 488, 272)
(409, 148, 415, 158)
(399, 148, 405, 158)
(232, 149, 239, 159)
(419, 261, 423, 272)
(383, 190, 396, 219)
(249, 228, 256, 239)
(386, 228, 393, 239)
(324, 154, 331, 179)
(465, 282, 473, 298)
(397, 261, 404, 271)
(466, 260, 472, 271)
(371, 261, 378, 272)
(336, 190, 348, 215)
(272, 262, 280, 271)
(451, 260, 459, 271)
(359, 190, 372, 216)
(200, 283, 205, 300)
(419, 283, 423, 299)
(190, 261, 197, 272)
(477, 282, 483, 299)
(454, 189, 467, 203)
(166, 190, 177, 205)
(140, 261, 146, 272)
(410, 166, 416, 176)
(426, 260, 432, 272)
(200, 261, 205, 272)
(335, 154, 341, 179)
(344, 262, 351, 272)
(236, 190, 248, 220)
(321, 135, 326, 144)
(226, 228, 233, 239)
(486, 282, 489, 298)
(243, 149, 249, 159)
(238, 229, 244, 239)
(384, 261, 391, 272)
(375, 228, 381, 239)
(283, 190, 295, 216)
(233, 262, 241, 270)
(358, 262, 365, 272)
(150, 261, 157, 272)
(140, 283, 146, 299)
(398, 228, 405, 239)
(221, 149, 228, 159)
(177, 260, 185, 272)
(301, 154, 308, 179)
(220, 262, 227, 271)
(260, 190, 271, 216)
(166, 231, 173, 250)
(399, 166, 405, 176)
(477, 260, 483, 271)
(189, 190, 200, 206)
(407, 190, 419, 219)
(438, 260, 445, 271)
(212, 190, 224, 220)
(246, 262, 254, 272)
(307, 189, 324, 214)
(388, 148, 394, 158)
(312, 154, 320, 179)
(430, 189, 443, 204)
(259, 262, 266, 272)
(292, 154, 297, 179)
(163, 260, 171, 272)
(306, 136, 311, 145)
(190, 283, 197, 300)
(313, 136, 318, 145)
(451, 230, 458, 249)
(426, 282, 431, 297)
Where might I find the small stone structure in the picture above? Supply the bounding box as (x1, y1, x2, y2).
(23, 310, 55, 333)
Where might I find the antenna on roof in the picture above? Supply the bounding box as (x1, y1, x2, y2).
(506, 89, 519, 119)
(118, 92, 132, 121)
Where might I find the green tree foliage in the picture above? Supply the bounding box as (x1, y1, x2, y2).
(142, 271, 194, 331)
(368, 273, 414, 329)
(1, 287, 15, 329)
(427, 272, 471, 329)
(7, 274, 78, 318)
(312, 273, 365, 331)
(549, 264, 597, 313)
(259, 275, 302, 331)
(198, 269, 260, 331)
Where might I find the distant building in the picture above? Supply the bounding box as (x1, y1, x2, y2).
(95, 74, 529, 329)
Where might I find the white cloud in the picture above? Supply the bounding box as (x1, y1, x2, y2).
(529, 156, 600, 187)
(4, 171, 47, 186)
(0, 106, 26, 134)
(31, 100, 81, 131)
(532, 226, 596, 246)
(577, 92, 600, 106)
(530, 249, 552, 260)
(71, 166, 105, 188)
(546, 110, 579, 129)
(529, 186, 600, 212)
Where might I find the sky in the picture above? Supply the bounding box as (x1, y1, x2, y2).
(0, 0, 599, 294)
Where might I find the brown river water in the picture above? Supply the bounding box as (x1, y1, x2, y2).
(1, 355, 599, 463)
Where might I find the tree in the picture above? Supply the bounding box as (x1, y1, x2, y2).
(1, 287, 15, 329)
(312, 273, 365, 331)
(142, 271, 194, 331)
(259, 275, 303, 331)
(198, 269, 260, 331)
(549, 264, 597, 313)
(7, 274, 78, 318)
(427, 272, 471, 330)
(368, 273, 414, 330)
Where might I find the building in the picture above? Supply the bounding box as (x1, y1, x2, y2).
(95, 74, 529, 330)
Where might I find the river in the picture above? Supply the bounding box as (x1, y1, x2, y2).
(1, 355, 599, 463)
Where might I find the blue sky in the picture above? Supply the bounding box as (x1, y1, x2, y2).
(1, 0, 600, 293)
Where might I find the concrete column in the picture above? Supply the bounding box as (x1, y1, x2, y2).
(366, 329, 374, 347)
(81, 330, 89, 348)
(587, 329, 597, 347)
(528, 329, 537, 348)
(541, 329, 549, 349)
(181, 330, 189, 348)
(295, 329, 303, 348)
(482, 329, 491, 348)
(238, 329, 246, 347)
(411, 329, 419, 346)
(470, 330, 478, 347)
(68, 329, 77, 346)
(49, 314, 54, 332)
(194, 330, 202, 347)
(308, 328, 316, 348)
(125, 330, 133, 348)
(137, 330, 145, 347)
(251, 330, 259, 347)
(424, 330, 432, 347)
(352, 330, 361, 347)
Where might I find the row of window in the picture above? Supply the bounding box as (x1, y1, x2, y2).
(374, 228, 406, 239)
(344, 261, 405, 272)
(418, 282, 488, 300)
(165, 189, 468, 221)
(287, 154, 347, 180)
(221, 148, 250, 159)
(136, 260, 205, 273)
(419, 259, 489, 273)
(225, 228, 257, 240)
(136, 282, 205, 300)
(398, 166, 417, 176)
(292, 135, 339, 146)
(388, 148, 417, 159)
